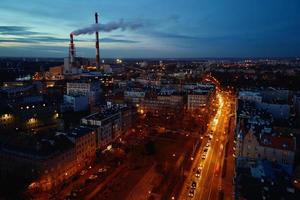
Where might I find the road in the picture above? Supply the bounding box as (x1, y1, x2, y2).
(178, 89, 236, 200)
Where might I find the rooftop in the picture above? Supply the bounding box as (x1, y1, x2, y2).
(1, 133, 74, 161)
(259, 134, 295, 151)
(83, 104, 128, 121)
(61, 125, 95, 139)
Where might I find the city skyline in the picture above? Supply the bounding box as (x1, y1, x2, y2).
(0, 0, 300, 58)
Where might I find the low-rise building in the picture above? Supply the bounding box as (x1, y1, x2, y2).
(81, 104, 134, 149)
(63, 126, 97, 166)
(242, 132, 295, 165)
(186, 83, 215, 111)
(139, 94, 183, 115)
(61, 94, 89, 112)
(124, 89, 146, 104)
(67, 81, 101, 105)
(0, 134, 76, 191)
(238, 91, 262, 102)
(187, 90, 212, 111)
(0, 125, 97, 192)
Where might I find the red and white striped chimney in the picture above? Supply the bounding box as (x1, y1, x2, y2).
(69, 33, 76, 67)
(95, 12, 100, 70)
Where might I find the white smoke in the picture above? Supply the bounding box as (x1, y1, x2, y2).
(71, 19, 143, 35)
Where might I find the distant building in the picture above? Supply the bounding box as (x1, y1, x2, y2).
(103, 64, 112, 74)
(187, 90, 212, 110)
(0, 100, 60, 132)
(139, 94, 183, 115)
(61, 94, 89, 112)
(238, 91, 262, 102)
(67, 81, 101, 106)
(124, 89, 146, 104)
(186, 83, 215, 111)
(44, 66, 64, 80)
(0, 82, 35, 99)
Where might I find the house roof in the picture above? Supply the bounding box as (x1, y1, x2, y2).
(259, 135, 295, 151)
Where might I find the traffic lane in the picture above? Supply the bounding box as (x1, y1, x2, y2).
(183, 92, 226, 200)
(179, 132, 211, 200)
(195, 130, 222, 199)
(195, 116, 226, 199)
(195, 97, 229, 200)
(179, 99, 222, 200)
(181, 124, 215, 200)
(205, 115, 229, 200)
(196, 94, 225, 184)
(204, 112, 228, 200)
(206, 99, 233, 200)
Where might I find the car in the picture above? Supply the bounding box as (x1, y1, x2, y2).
(80, 169, 88, 176)
(202, 154, 206, 159)
(206, 143, 210, 147)
(191, 181, 197, 189)
(98, 167, 107, 173)
(188, 189, 195, 198)
(88, 174, 98, 180)
(204, 148, 208, 153)
(195, 170, 201, 177)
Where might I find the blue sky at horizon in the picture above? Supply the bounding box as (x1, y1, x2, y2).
(0, 0, 299, 58)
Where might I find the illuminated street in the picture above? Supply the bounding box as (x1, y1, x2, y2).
(1, 1, 299, 199)
(178, 89, 236, 200)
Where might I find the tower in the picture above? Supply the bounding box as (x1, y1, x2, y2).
(95, 12, 100, 70)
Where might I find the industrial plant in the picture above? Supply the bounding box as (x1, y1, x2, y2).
(64, 12, 102, 76)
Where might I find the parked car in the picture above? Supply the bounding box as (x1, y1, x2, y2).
(98, 167, 107, 173)
(188, 189, 195, 198)
(80, 169, 88, 176)
(88, 174, 98, 180)
(191, 181, 197, 189)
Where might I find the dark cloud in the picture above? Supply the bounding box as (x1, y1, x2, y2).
(150, 31, 198, 39)
(101, 38, 139, 43)
(0, 36, 70, 43)
(0, 25, 139, 45)
(0, 26, 27, 32)
(0, 25, 41, 35)
(0, 35, 138, 45)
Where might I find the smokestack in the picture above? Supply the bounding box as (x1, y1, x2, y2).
(69, 33, 76, 67)
(95, 12, 100, 70)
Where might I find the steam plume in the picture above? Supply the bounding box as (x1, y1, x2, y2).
(72, 19, 143, 35)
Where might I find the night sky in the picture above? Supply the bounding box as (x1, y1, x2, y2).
(0, 0, 299, 58)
